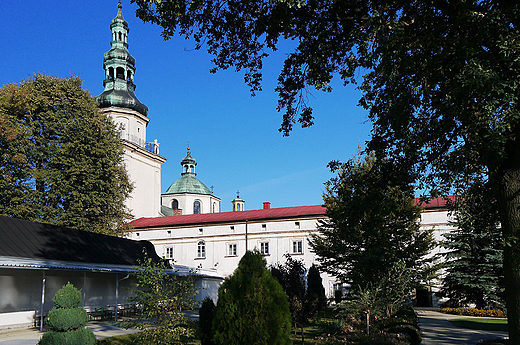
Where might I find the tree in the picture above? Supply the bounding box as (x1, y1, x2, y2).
(212, 250, 292, 345)
(0, 74, 132, 235)
(306, 264, 327, 312)
(271, 254, 323, 344)
(309, 153, 434, 290)
(440, 181, 504, 310)
(123, 253, 198, 345)
(38, 283, 96, 345)
(199, 297, 216, 345)
(132, 1, 520, 340)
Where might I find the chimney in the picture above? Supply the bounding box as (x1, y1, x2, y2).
(263, 202, 271, 210)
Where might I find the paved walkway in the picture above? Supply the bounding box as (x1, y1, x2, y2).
(0, 320, 139, 345)
(417, 308, 508, 344)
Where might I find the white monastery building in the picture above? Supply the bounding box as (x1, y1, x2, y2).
(93, 2, 456, 305)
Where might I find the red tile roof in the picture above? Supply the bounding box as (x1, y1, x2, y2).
(415, 195, 459, 208)
(131, 196, 457, 229)
(131, 205, 327, 229)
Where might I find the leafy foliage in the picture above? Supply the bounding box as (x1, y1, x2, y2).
(310, 153, 434, 290)
(0, 74, 132, 235)
(212, 250, 292, 345)
(122, 253, 198, 345)
(440, 181, 505, 310)
(133, 1, 520, 340)
(38, 282, 96, 345)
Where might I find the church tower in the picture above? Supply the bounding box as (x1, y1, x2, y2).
(97, 1, 166, 219)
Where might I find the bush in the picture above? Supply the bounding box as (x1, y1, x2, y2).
(385, 324, 421, 345)
(47, 308, 88, 332)
(38, 327, 96, 345)
(212, 250, 292, 345)
(38, 283, 95, 345)
(199, 297, 216, 345)
(52, 282, 82, 309)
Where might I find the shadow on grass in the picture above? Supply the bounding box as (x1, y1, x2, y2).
(449, 319, 508, 332)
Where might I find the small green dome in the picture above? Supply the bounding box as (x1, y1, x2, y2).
(164, 148, 213, 195)
(164, 174, 212, 195)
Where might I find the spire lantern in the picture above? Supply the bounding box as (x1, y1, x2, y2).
(181, 148, 197, 176)
(96, 1, 149, 116)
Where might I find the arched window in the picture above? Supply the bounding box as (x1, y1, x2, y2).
(197, 241, 205, 258)
(118, 32, 122, 41)
(127, 70, 132, 81)
(212, 202, 216, 213)
(194, 200, 201, 214)
(237, 204, 241, 211)
(172, 199, 179, 210)
(108, 67, 114, 80)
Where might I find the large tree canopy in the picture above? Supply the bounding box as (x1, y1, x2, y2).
(132, 0, 520, 340)
(309, 153, 434, 289)
(0, 74, 133, 235)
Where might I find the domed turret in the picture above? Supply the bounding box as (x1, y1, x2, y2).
(161, 148, 221, 215)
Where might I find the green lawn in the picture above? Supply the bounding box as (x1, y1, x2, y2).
(448, 318, 508, 332)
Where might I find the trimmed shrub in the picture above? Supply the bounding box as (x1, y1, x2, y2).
(38, 283, 95, 345)
(52, 282, 82, 309)
(38, 327, 96, 345)
(47, 308, 88, 332)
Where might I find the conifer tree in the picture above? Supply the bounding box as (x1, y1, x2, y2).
(441, 182, 504, 309)
(212, 251, 292, 345)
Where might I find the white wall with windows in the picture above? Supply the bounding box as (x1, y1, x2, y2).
(161, 193, 221, 215)
(129, 216, 337, 295)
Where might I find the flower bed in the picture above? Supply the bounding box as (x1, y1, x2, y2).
(440, 307, 506, 318)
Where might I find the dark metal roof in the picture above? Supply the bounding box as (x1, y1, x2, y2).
(0, 216, 161, 266)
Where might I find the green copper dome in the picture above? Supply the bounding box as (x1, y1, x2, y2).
(164, 148, 213, 195)
(164, 174, 213, 195)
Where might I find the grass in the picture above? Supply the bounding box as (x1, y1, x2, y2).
(448, 318, 508, 332)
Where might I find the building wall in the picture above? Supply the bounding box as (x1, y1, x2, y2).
(0, 268, 136, 329)
(100, 107, 165, 219)
(131, 207, 458, 302)
(161, 193, 221, 215)
(131, 216, 338, 297)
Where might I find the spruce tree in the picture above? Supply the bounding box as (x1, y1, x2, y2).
(441, 182, 504, 309)
(212, 251, 292, 345)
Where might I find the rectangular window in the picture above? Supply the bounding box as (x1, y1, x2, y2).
(292, 240, 303, 254)
(228, 244, 237, 256)
(260, 242, 269, 255)
(230, 226, 235, 232)
(295, 222, 300, 229)
(165, 247, 173, 259)
(199, 228, 203, 234)
(167, 230, 171, 237)
(262, 224, 267, 230)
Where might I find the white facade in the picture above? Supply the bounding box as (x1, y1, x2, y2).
(101, 107, 166, 219)
(130, 202, 458, 303)
(162, 193, 221, 215)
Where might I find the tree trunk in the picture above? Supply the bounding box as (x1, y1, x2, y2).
(495, 142, 520, 344)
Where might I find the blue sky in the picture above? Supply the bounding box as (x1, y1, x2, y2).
(0, 0, 371, 212)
